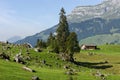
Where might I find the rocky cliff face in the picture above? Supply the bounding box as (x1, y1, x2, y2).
(67, 0, 120, 23)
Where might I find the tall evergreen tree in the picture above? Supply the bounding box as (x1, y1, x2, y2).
(66, 32, 80, 61)
(47, 32, 54, 46)
(56, 8, 70, 53)
(47, 33, 59, 53)
(47, 8, 80, 62)
(52, 39, 59, 53)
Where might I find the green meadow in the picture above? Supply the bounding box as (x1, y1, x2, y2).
(0, 43, 120, 80)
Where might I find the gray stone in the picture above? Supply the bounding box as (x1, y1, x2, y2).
(32, 76, 40, 80)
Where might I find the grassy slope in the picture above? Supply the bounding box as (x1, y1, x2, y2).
(0, 42, 97, 80)
(0, 43, 120, 80)
(80, 44, 120, 55)
(74, 44, 120, 79)
(0, 59, 98, 80)
(0, 59, 65, 80)
(80, 33, 120, 45)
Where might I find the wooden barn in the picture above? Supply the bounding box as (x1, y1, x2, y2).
(81, 44, 97, 50)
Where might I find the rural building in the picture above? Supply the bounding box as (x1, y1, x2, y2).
(81, 44, 97, 50)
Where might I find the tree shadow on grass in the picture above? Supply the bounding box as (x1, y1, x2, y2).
(73, 61, 113, 69)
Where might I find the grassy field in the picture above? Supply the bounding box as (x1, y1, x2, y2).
(0, 59, 100, 80)
(0, 42, 120, 80)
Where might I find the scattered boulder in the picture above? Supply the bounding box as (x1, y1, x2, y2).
(32, 76, 40, 80)
(7, 46, 11, 50)
(42, 59, 46, 64)
(66, 69, 76, 75)
(63, 65, 70, 70)
(34, 48, 42, 52)
(22, 66, 35, 72)
(0, 52, 10, 60)
(21, 43, 33, 48)
(92, 71, 107, 80)
(87, 52, 96, 56)
(26, 52, 30, 54)
(46, 64, 52, 68)
(60, 53, 71, 61)
(14, 53, 25, 64)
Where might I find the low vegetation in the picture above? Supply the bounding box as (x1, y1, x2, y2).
(0, 41, 120, 80)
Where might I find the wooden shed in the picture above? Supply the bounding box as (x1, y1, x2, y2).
(81, 44, 97, 50)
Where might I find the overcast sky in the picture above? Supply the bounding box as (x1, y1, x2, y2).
(0, 0, 104, 41)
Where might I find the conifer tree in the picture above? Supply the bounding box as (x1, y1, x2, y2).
(66, 32, 80, 61)
(47, 32, 54, 46)
(47, 33, 59, 53)
(47, 8, 80, 61)
(52, 39, 59, 53)
(56, 8, 70, 53)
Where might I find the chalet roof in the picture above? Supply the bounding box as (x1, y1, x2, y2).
(81, 44, 97, 47)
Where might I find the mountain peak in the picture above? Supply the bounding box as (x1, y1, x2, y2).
(67, 0, 120, 23)
(104, 0, 120, 5)
(105, 0, 119, 2)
